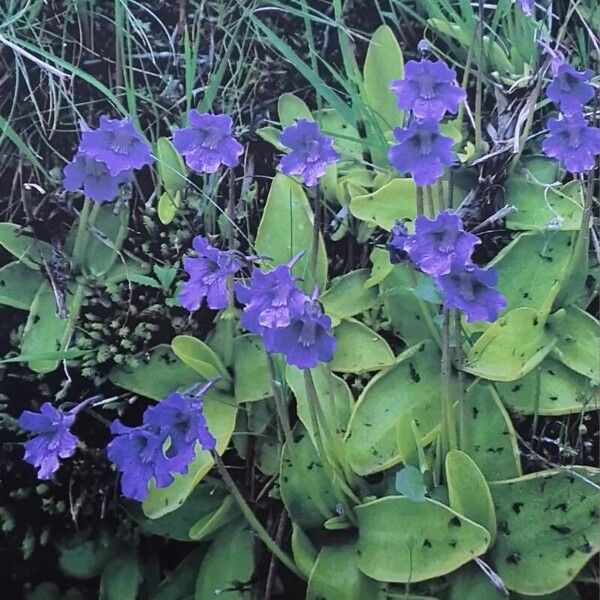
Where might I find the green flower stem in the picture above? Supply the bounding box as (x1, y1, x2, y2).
(416, 185, 424, 215)
(436, 180, 446, 213)
(425, 185, 435, 216)
(407, 263, 442, 349)
(308, 188, 321, 290)
(456, 28, 477, 129)
(71, 198, 93, 271)
(303, 369, 360, 511)
(441, 309, 458, 459)
(474, 0, 484, 154)
(212, 452, 305, 580)
(454, 310, 467, 450)
(266, 354, 333, 523)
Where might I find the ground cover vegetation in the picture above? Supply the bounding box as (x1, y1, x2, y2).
(0, 0, 598, 598)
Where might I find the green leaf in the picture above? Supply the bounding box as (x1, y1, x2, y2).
(291, 524, 318, 579)
(427, 19, 514, 74)
(496, 357, 599, 416)
(188, 495, 240, 541)
(142, 387, 237, 519)
(256, 126, 286, 151)
(99, 551, 141, 600)
(0, 261, 44, 309)
(158, 190, 181, 226)
(307, 542, 386, 600)
(232, 334, 271, 403)
(83, 202, 129, 276)
(349, 178, 417, 231)
(460, 382, 522, 481)
(286, 363, 354, 450)
(109, 344, 201, 400)
(277, 92, 313, 125)
(366, 247, 393, 288)
(330, 318, 394, 373)
(550, 306, 599, 383)
(380, 263, 434, 346)
(156, 137, 187, 194)
(132, 480, 226, 541)
(280, 426, 337, 528)
(149, 548, 205, 600)
(58, 535, 117, 580)
(321, 269, 378, 324)
(505, 175, 584, 231)
(0, 223, 52, 268)
(464, 308, 557, 382)
(363, 25, 404, 131)
(345, 341, 447, 475)
(254, 173, 327, 291)
(449, 563, 582, 600)
(446, 450, 496, 541)
(20, 282, 70, 373)
(171, 335, 230, 382)
(156, 136, 187, 225)
(355, 496, 490, 582)
(314, 108, 363, 160)
(489, 468, 600, 595)
(490, 232, 575, 313)
(194, 521, 255, 600)
(395, 466, 427, 502)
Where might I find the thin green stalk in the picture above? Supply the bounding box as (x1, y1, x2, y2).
(425, 185, 435, 216)
(441, 309, 458, 457)
(454, 310, 467, 450)
(213, 453, 305, 580)
(416, 185, 424, 215)
(474, 0, 484, 154)
(303, 369, 360, 508)
(407, 264, 442, 349)
(456, 28, 477, 129)
(266, 355, 332, 521)
(71, 198, 92, 270)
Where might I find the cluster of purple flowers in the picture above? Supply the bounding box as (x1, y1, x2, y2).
(278, 119, 340, 187)
(64, 116, 153, 203)
(542, 60, 600, 173)
(178, 237, 336, 370)
(18, 385, 216, 502)
(64, 111, 245, 203)
(388, 211, 506, 323)
(235, 261, 336, 369)
(108, 385, 216, 500)
(388, 58, 465, 186)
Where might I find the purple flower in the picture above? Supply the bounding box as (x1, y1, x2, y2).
(79, 116, 153, 175)
(18, 403, 78, 480)
(180, 236, 243, 311)
(542, 113, 600, 173)
(144, 390, 216, 464)
(63, 152, 132, 203)
(279, 119, 340, 187)
(390, 59, 466, 121)
(264, 294, 336, 369)
(546, 63, 594, 115)
(404, 211, 480, 277)
(107, 421, 183, 501)
(235, 263, 306, 333)
(389, 119, 455, 186)
(387, 220, 410, 264)
(172, 111, 243, 173)
(436, 262, 506, 323)
(516, 0, 534, 14)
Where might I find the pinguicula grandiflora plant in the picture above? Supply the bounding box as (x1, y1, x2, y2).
(0, 0, 598, 598)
